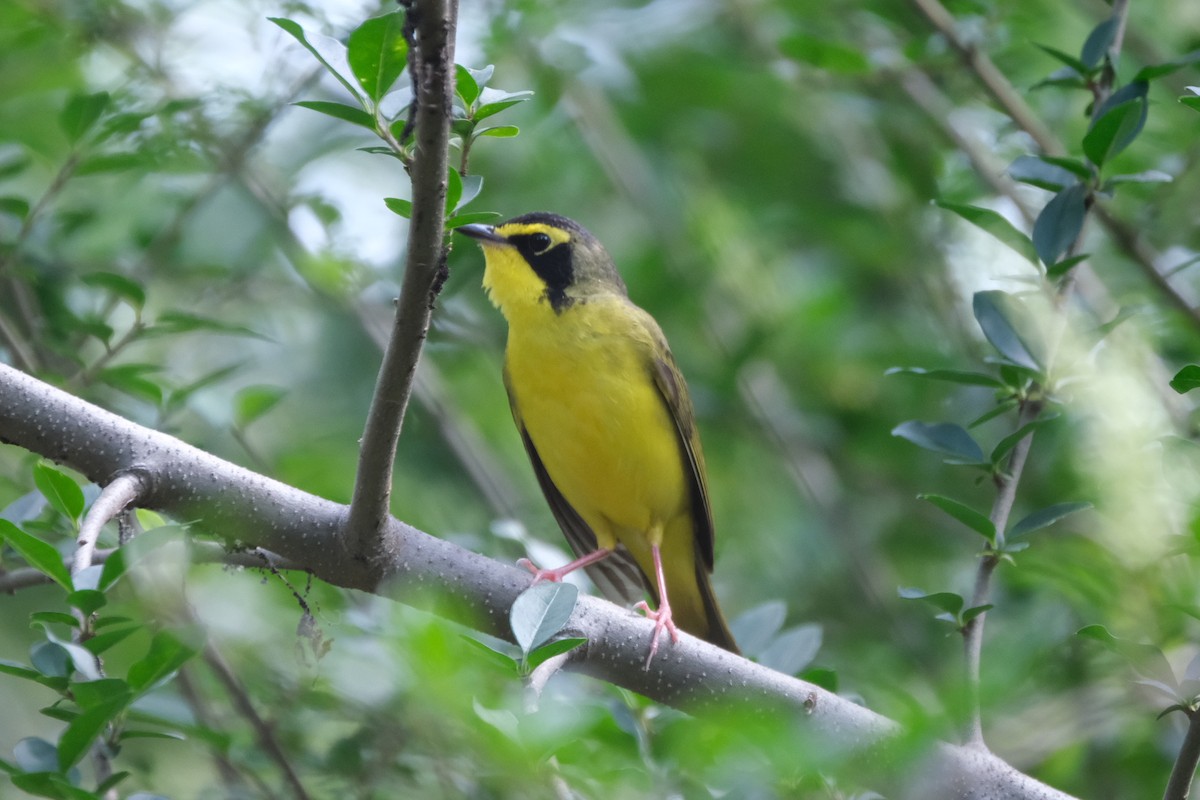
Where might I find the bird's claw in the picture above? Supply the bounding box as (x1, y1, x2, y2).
(635, 600, 680, 668)
(517, 557, 565, 584)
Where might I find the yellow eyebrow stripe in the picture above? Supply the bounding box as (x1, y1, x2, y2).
(494, 222, 572, 245)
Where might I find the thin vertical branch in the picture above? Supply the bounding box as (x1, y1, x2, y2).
(345, 0, 456, 562)
(1165, 710, 1200, 800)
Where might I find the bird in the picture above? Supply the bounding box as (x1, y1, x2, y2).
(458, 212, 739, 665)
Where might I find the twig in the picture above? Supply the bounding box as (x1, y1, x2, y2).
(202, 643, 312, 800)
(175, 666, 254, 796)
(345, 0, 457, 562)
(524, 650, 574, 713)
(71, 473, 145, 578)
(1165, 710, 1200, 800)
(909, 0, 1200, 330)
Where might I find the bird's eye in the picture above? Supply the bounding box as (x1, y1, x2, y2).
(530, 232, 553, 253)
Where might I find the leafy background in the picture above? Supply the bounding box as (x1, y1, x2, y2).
(2, 0, 1200, 797)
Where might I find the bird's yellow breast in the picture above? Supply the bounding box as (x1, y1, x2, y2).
(504, 296, 689, 549)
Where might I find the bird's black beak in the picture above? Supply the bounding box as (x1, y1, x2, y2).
(457, 223, 508, 244)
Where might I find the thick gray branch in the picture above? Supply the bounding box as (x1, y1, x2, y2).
(0, 363, 1075, 799)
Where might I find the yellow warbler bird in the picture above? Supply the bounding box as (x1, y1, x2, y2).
(459, 213, 738, 663)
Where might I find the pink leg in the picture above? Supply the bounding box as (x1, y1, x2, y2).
(518, 548, 612, 584)
(633, 544, 679, 667)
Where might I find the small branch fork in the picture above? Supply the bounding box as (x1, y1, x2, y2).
(344, 0, 457, 567)
(71, 472, 146, 579)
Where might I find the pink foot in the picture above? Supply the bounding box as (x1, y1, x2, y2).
(635, 599, 680, 668)
(517, 558, 568, 584)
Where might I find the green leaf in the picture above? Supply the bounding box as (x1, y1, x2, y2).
(31, 641, 71, 678)
(127, 629, 203, 694)
(233, 386, 286, 428)
(60, 92, 110, 144)
(990, 415, 1059, 464)
(150, 311, 268, 340)
(0, 658, 50, 684)
(1133, 50, 1200, 82)
(1035, 44, 1088, 76)
(730, 601, 788, 657)
(1171, 365, 1200, 394)
(456, 64, 480, 107)
(884, 367, 1004, 388)
(1009, 501, 1092, 538)
(473, 91, 534, 122)
(81, 272, 146, 311)
(1008, 155, 1083, 192)
(1084, 82, 1149, 167)
(347, 11, 408, 102)
(935, 201, 1038, 264)
(1183, 93, 1200, 113)
(293, 101, 376, 131)
(800, 667, 838, 692)
(973, 291, 1041, 371)
(0, 520, 72, 590)
(526, 637, 587, 671)
(83, 624, 140, 656)
(1032, 183, 1087, 266)
(510, 582, 578, 655)
(898, 587, 964, 617)
(460, 635, 520, 674)
(33, 462, 85, 524)
(0, 197, 31, 220)
(58, 692, 131, 770)
(757, 624, 822, 675)
(73, 678, 131, 711)
(445, 211, 502, 229)
(891, 421, 985, 463)
(29, 612, 79, 628)
(968, 399, 1020, 428)
(778, 34, 870, 74)
(918, 494, 997, 542)
(13, 737, 59, 774)
(384, 197, 412, 218)
(98, 365, 162, 404)
(477, 125, 519, 138)
(269, 18, 360, 101)
(1046, 252, 1090, 279)
(37, 630, 102, 681)
(67, 590, 107, 616)
(75, 152, 148, 175)
(1079, 16, 1120, 69)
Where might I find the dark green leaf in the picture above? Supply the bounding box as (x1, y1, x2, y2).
(990, 415, 1058, 464)
(1046, 252, 1090, 279)
(58, 693, 130, 770)
(81, 272, 146, 311)
(477, 125, 519, 138)
(892, 421, 985, 463)
(525, 637, 587, 671)
(935, 201, 1038, 264)
(67, 590, 107, 617)
(456, 64, 480, 107)
(31, 642, 71, 678)
(445, 211, 502, 229)
(800, 667, 838, 692)
(96, 771, 131, 794)
(0, 658, 48, 683)
(1032, 184, 1087, 266)
(1181, 88, 1200, 113)
(473, 91, 533, 122)
(1008, 155, 1081, 192)
(0, 519, 72, 590)
(293, 101, 375, 131)
(60, 92, 110, 144)
(1171, 365, 1200, 394)
(962, 605, 993, 624)
(118, 730, 185, 741)
(1079, 17, 1119, 69)
(898, 587, 964, 617)
(1009, 501, 1092, 538)
(1133, 50, 1200, 82)
(1084, 82, 1149, 167)
(0, 149, 31, 179)
(38, 631, 101, 681)
(1034, 44, 1088, 75)
(73, 678, 131, 711)
(778, 34, 870, 74)
(918, 494, 997, 542)
(968, 399, 1020, 429)
(445, 167, 463, 216)
(884, 367, 1004, 388)
(384, 197, 412, 218)
(150, 311, 268, 340)
(347, 11, 408, 102)
(0, 197, 31, 219)
(33, 462, 85, 525)
(29, 612, 79, 628)
(973, 291, 1041, 371)
(98, 366, 162, 405)
(83, 625, 140, 656)
(509, 582, 578, 655)
(75, 152, 148, 175)
(459, 635, 520, 674)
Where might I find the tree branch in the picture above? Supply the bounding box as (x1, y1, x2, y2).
(345, 0, 456, 562)
(72, 472, 145, 578)
(1165, 710, 1200, 800)
(0, 365, 1079, 799)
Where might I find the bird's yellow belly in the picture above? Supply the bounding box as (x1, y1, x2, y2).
(507, 322, 687, 548)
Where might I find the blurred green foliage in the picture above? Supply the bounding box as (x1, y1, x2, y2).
(2, 0, 1200, 797)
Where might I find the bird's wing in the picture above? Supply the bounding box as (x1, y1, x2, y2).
(503, 366, 652, 606)
(646, 330, 716, 571)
